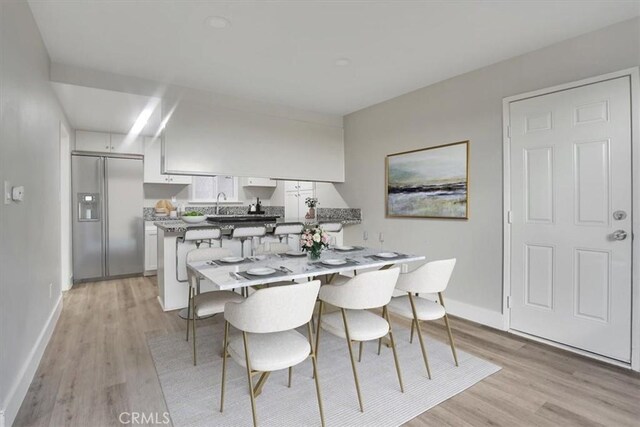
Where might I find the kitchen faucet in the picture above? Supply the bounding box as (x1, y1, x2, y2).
(215, 192, 227, 215)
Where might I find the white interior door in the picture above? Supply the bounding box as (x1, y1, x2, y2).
(509, 76, 632, 362)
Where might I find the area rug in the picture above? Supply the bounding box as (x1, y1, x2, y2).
(147, 316, 500, 427)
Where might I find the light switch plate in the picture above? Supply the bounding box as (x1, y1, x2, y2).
(4, 181, 11, 205)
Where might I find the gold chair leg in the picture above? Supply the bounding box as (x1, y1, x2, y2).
(341, 308, 364, 412)
(242, 332, 259, 427)
(307, 322, 326, 427)
(186, 286, 191, 342)
(192, 288, 197, 366)
(220, 320, 229, 412)
(315, 301, 324, 358)
(439, 292, 459, 367)
(383, 305, 404, 392)
(410, 318, 415, 344)
(377, 338, 382, 355)
(408, 293, 431, 379)
(358, 341, 363, 362)
(288, 367, 293, 388)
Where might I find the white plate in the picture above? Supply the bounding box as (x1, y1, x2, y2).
(376, 252, 398, 258)
(322, 258, 348, 266)
(334, 245, 354, 251)
(220, 256, 244, 263)
(246, 267, 276, 276)
(286, 251, 306, 257)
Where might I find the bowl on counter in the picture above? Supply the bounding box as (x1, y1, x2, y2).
(181, 215, 206, 224)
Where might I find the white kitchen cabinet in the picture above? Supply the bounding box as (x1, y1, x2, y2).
(144, 224, 158, 274)
(110, 133, 144, 155)
(143, 136, 192, 184)
(285, 180, 314, 193)
(241, 177, 277, 187)
(75, 130, 111, 152)
(285, 189, 314, 221)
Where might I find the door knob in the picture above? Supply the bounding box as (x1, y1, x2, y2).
(611, 230, 628, 241)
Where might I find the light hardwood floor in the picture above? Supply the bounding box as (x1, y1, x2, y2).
(14, 276, 640, 426)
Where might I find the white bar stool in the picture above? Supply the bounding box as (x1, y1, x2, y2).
(273, 222, 304, 246)
(231, 225, 267, 258)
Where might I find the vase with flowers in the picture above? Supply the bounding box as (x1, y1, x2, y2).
(300, 226, 329, 260)
(304, 197, 318, 219)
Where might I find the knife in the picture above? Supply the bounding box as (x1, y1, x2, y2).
(279, 265, 293, 273)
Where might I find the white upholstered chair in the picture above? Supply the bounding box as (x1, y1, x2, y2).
(315, 268, 403, 412)
(185, 247, 244, 365)
(387, 259, 458, 379)
(220, 281, 324, 427)
(318, 222, 343, 232)
(231, 225, 267, 257)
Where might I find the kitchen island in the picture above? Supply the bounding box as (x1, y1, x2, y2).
(154, 214, 360, 311)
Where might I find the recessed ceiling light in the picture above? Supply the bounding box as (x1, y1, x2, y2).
(335, 58, 351, 67)
(205, 16, 231, 29)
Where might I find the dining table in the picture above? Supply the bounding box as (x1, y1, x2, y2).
(187, 246, 426, 291)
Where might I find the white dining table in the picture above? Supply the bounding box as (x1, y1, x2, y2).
(188, 247, 426, 290)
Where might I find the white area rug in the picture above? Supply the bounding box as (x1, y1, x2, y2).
(148, 316, 500, 427)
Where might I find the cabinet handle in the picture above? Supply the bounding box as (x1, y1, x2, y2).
(105, 145, 109, 149)
(111, 146, 114, 150)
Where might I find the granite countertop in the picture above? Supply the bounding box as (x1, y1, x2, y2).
(155, 216, 361, 233)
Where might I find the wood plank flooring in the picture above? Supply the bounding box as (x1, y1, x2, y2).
(14, 276, 640, 426)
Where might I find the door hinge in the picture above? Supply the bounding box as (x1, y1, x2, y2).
(507, 210, 513, 224)
(506, 296, 511, 309)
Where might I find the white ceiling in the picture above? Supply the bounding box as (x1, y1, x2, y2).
(31, 1, 640, 115)
(52, 83, 162, 135)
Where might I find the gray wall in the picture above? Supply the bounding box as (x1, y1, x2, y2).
(341, 18, 640, 314)
(0, 1, 71, 424)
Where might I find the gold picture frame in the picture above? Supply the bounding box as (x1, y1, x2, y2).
(385, 140, 469, 219)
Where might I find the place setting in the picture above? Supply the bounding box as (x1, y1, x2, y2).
(207, 256, 255, 266)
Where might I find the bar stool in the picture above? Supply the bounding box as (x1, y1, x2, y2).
(176, 227, 223, 319)
(319, 221, 343, 233)
(273, 222, 304, 246)
(231, 225, 267, 258)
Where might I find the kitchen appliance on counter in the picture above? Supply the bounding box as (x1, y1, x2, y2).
(72, 153, 143, 283)
(248, 197, 265, 214)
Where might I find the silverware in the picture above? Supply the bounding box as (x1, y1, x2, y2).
(279, 265, 293, 273)
(229, 272, 242, 280)
(206, 261, 218, 267)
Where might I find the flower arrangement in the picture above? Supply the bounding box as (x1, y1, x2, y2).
(305, 197, 318, 208)
(300, 226, 329, 259)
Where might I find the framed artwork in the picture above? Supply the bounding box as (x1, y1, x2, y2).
(386, 140, 469, 219)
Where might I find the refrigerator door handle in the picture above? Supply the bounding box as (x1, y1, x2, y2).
(103, 157, 110, 277)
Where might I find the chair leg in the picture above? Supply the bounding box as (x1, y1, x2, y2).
(186, 286, 191, 342)
(242, 332, 259, 427)
(340, 308, 364, 412)
(377, 338, 382, 356)
(220, 320, 229, 412)
(383, 305, 404, 392)
(358, 341, 363, 362)
(410, 318, 415, 344)
(315, 301, 324, 358)
(439, 292, 459, 367)
(307, 322, 326, 427)
(192, 288, 197, 366)
(288, 367, 293, 388)
(408, 294, 431, 379)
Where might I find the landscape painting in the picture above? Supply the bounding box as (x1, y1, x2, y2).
(386, 141, 469, 219)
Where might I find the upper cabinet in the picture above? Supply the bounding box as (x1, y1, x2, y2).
(143, 137, 191, 184)
(75, 130, 111, 152)
(285, 181, 314, 192)
(240, 177, 277, 188)
(110, 133, 144, 155)
(75, 130, 143, 155)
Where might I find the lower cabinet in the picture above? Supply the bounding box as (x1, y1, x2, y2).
(144, 225, 158, 274)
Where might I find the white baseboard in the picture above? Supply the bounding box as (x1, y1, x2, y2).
(444, 298, 505, 330)
(1, 295, 62, 427)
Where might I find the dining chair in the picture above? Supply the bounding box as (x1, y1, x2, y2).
(185, 247, 244, 365)
(220, 281, 324, 427)
(315, 268, 403, 412)
(386, 259, 458, 379)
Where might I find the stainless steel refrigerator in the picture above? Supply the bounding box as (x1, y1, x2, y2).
(72, 154, 143, 283)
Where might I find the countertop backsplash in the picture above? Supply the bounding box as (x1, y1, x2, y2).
(317, 208, 362, 222)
